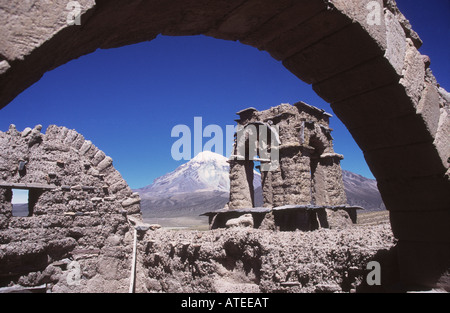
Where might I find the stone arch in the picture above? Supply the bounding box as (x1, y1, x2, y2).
(228, 116, 282, 210)
(1, 0, 449, 289)
(309, 125, 335, 206)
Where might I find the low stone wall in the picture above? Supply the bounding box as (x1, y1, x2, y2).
(204, 205, 361, 231)
(134, 224, 398, 293)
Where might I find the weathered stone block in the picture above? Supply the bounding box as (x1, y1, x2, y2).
(438, 87, 450, 106)
(63, 130, 79, 145)
(330, 0, 387, 49)
(21, 127, 32, 137)
(434, 107, 450, 166)
(85, 145, 99, 160)
(348, 113, 434, 152)
(272, 195, 285, 207)
(228, 161, 254, 209)
(384, 10, 407, 75)
(44, 125, 60, 140)
(283, 22, 384, 85)
(72, 134, 85, 150)
(122, 197, 140, 208)
(241, 0, 327, 49)
(162, 0, 246, 36)
(0, 60, 10, 75)
(0, 0, 96, 62)
(416, 83, 441, 138)
(92, 150, 106, 167)
(265, 9, 351, 61)
(364, 142, 446, 180)
(397, 241, 450, 291)
(44, 142, 70, 152)
(79, 141, 93, 155)
(91, 197, 103, 203)
(225, 214, 254, 229)
(206, 0, 293, 41)
(56, 127, 69, 141)
(326, 209, 353, 229)
(378, 176, 450, 212)
(0, 214, 9, 229)
(314, 56, 399, 103)
(400, 39, 426, 106)
(280, 193, 299, 205)
(330, 84, 416, 130)
(97, 157, 113, 172)
(126, 203, 142, 215)
(105, 170, 123, 185)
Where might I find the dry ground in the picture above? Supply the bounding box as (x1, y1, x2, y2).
(357, 210, 390, 226)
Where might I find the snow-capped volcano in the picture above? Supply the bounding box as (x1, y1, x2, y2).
(138, 151, 261, 196)
(135, 152, 385, 226)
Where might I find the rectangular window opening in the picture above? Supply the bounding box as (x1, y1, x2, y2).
(12, 189, 30, 217)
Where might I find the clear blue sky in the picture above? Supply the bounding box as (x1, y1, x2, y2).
(0, 0, 448, 189)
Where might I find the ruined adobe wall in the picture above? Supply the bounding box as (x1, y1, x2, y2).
(0, 124, 141, 292)
(134, 224, 398, 293)
(0, 0, 449, 290)
(229, 103, 347, 210)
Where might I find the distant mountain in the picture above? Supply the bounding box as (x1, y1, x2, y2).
(12, 203, 29, 217)
(136, 152, 262, 225)
(135, 152, 385, 226)
(138, 151, 260, 195)
(342, 170, 386, 211)
(140, 190, 228, 221)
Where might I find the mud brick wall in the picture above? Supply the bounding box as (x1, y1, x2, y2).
(0, 124, 141, 292)
(228, 102, 347, 209)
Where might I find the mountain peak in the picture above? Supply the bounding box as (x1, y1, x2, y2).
(137, 150, 261, 196)
(136, 154, 386, 219)
(191, 151, 228, 163)
(138, 151, 231, 195)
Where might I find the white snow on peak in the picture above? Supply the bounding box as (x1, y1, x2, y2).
(141, 151, 261, 195)
(192, 150, 228, 163)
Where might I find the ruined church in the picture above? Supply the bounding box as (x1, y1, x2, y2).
(205, 102, 362, 231)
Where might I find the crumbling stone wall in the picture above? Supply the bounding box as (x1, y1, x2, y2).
(0, 124, 141, 292)
(229, 102, 347, 210)
(212, 103, 354, 232)
(0, 0, 449, 290)
(134, 225, 398, 293)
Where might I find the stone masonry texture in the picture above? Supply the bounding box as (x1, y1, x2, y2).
(0, 0, 449, 291)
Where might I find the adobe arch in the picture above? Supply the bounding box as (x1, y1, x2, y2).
(0, 0, 449, 290)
